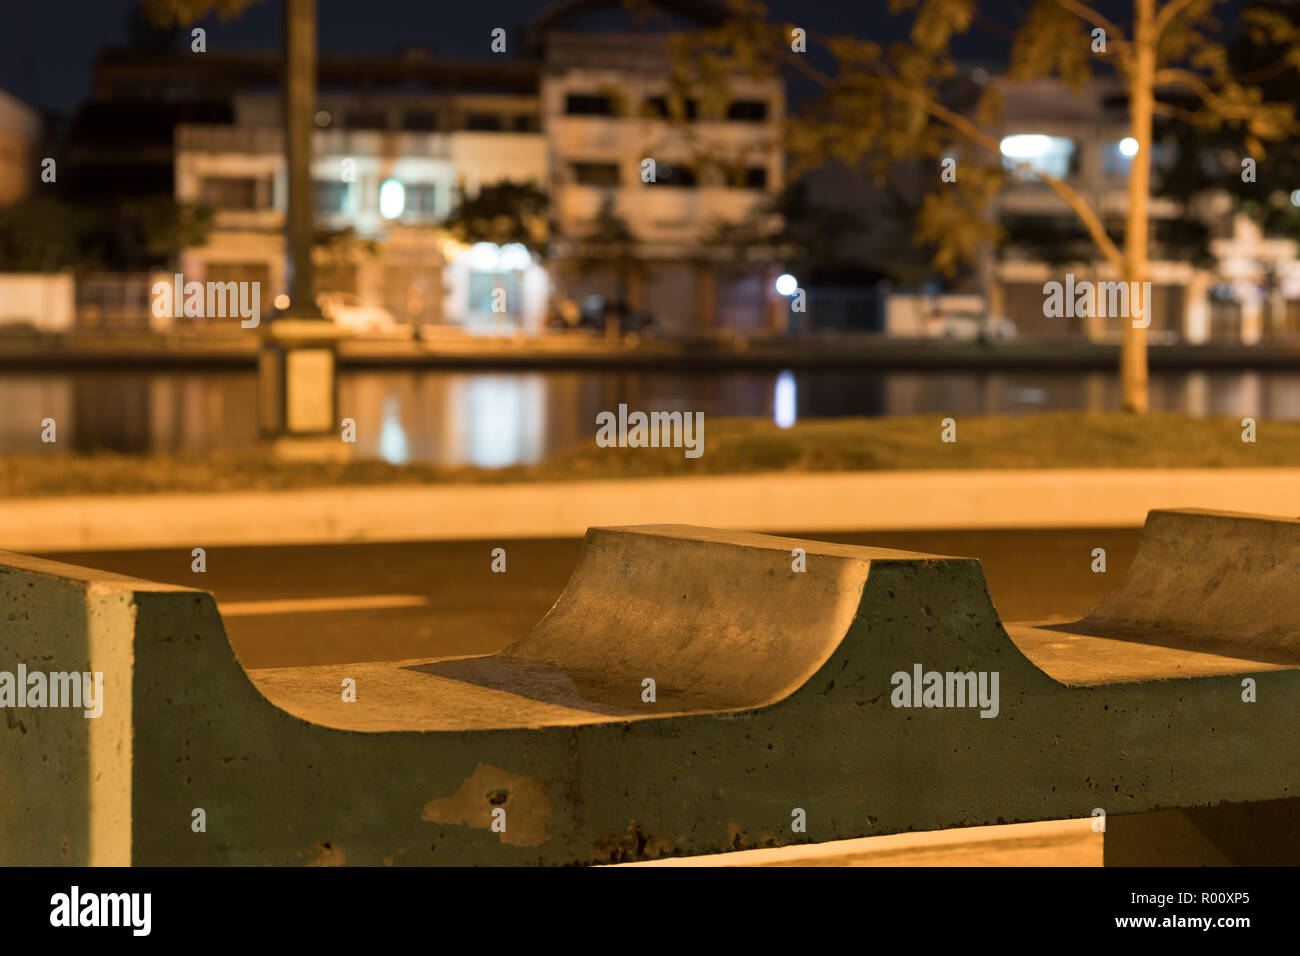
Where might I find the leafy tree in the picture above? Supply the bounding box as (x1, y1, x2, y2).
(140, 0, 258, 25)
(1155, 0, 1300, 252)
(673, 0, 1300, 411)
(441, 181, 550, 260)
(0, 195, 212, 272)
(701, 181, 864, 278)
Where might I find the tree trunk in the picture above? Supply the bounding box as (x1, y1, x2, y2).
(1122, 0, 1155, 413)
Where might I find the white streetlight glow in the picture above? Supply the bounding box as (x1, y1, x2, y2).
(774, 370, 797, 429)
(1291, 189, 1300, 208)
(468, 242, 500, 270)
(379, 179, 406, 219)
(1119, 137, 1139, 158)
(999, 134, 1051, 158)
(775, 273, 798, 296)
(498, 243, 532, 270)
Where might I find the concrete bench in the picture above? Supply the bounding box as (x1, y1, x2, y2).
(1, 509, 1297, 865)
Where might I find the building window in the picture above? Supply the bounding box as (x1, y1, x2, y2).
(465, 113, 504, 131)
(727, 100, 768, 121)
(643, 96, 697, 120)
(345, 110, 388, 130)
(403, 111, 438, 131)
(647, 164, 696, 187)
(512, 114, 539, 132)
(742, 166, 768, 189)
(314, 180, 351, 214)
(572, 162, 620, 187)
(200, 176, 261, 210)
(999, 134, 1077, 180)
(565, 94, 614, 116)
(404, 183, 439, 218)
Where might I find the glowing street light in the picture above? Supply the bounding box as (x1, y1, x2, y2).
(775, 273, 798, 296)
(999, 134, 1051, 158)
(379, 179, 406, 219)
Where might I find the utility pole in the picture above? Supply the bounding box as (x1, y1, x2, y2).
(258, 0, 346, 457)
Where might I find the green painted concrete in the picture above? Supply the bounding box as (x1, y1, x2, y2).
(1, 510, 1297, 865)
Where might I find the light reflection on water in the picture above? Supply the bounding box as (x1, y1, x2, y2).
(2, 367, 1300, 466)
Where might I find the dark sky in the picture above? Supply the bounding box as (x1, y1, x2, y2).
(0, 0, 1238, 116)
(0, 0, 988, 114)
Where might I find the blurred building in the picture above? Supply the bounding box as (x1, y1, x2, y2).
(988, 76, 1300, 345)
(175, 80, 548, 331)
(154, 0, 783, 335)
(0, 89, 40, 204)
(537, 26, 784, 335)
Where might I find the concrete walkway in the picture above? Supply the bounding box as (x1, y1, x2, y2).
(5, 467, 1300, 552)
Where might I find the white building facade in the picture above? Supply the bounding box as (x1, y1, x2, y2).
(175, 89, 550, 334)
(171, 8, 785, 336)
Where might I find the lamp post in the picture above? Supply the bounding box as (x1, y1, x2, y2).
(257, 0, 346, 459)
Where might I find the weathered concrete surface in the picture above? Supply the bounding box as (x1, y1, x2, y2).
(2, 510, 1298, 865)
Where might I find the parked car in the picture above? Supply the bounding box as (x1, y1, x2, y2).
(576, 295, 659, 336)
(927, 310, 1017, 343)
(315, 292, 404, 335)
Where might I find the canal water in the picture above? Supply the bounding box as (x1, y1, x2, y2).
(4, 367, 1299, 467)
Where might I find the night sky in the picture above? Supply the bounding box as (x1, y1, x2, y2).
(1, 0, 1245, 116)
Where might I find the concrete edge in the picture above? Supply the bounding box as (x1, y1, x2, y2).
(614, 817, 1102, 866)
(6, 467, 1300, 552)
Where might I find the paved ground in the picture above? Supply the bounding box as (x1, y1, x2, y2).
(42, 528, 1141, 669)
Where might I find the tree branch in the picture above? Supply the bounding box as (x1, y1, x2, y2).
(1154, 67, 1260, 120)
(1154, 0, 1199, 38)
(1050, 0, 1133, 62)
(1151, 98, 1202, 123)
(884, 78, 1126, 272)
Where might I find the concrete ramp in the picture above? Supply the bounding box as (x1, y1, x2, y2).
(1004, 509, 1300, 685)
(1074, 508, 1300, 660)
(252, 527, 933, 729)
(2, 512, 1299, 865)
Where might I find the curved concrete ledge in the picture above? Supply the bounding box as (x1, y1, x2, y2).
(2, 509, 1298, 865)
(250, 527, 933, 729)
(1076, 509, 1300, 659)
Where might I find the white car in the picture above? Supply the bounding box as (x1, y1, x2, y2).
(927, 311, 1017, 342)
(315, 292, 404, 335)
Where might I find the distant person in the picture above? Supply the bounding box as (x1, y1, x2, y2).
(928, 306, 946, 338)
(559, 297, 580, 328)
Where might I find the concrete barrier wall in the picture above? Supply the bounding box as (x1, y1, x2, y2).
(3, 513, 1299, 865)
(0, 553, 147, 864)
